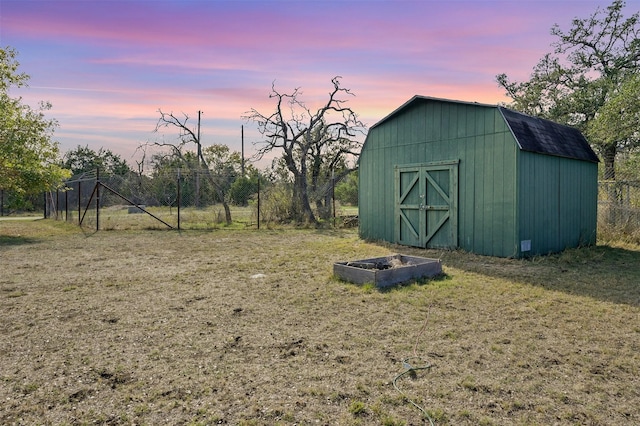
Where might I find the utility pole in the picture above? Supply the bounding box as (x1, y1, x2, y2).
(197, 110, 202, 159)
(241, 125, 245, 177)
(195, 110, 202, 207)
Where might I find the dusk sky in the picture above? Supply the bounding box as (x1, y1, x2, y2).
(0, 0, 629, 168)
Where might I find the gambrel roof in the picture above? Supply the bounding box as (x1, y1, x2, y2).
(499, 107, 599, 163)
(370, 95, 599, 163)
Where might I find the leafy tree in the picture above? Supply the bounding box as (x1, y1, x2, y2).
(147, 110, 246, 224)
(616, 151, 640, 180)
(150, 110, 208, 208)
(202, 144, 241, 198)
(244, 77, 365, 224)
(150, 110, 226, 222)
(589, 72, 640, 223)
(334, 170, 358, 206)
(1, 189, 42, 213)
(496, 0, 640, 179)
(228, 168, 260, 206)
(201, 144, 243, 214)
(61, 145, 136, 209)
(149, 152, 192, 207)
(0, 46, 70, 195)
(201, 144, 261, 208)
(588, 72, 640, 159)
(62, 145, 132, 177)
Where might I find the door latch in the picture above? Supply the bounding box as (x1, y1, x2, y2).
(419, 194, 427, 211)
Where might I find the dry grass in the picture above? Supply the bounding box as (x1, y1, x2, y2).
(70, 204, 256, 231)
(1, 219, 639, 425)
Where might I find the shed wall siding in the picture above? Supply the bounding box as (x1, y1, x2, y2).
(516, 152, 598, 256)
(359, 100, 519, 256)
(361, 97, 598, 258)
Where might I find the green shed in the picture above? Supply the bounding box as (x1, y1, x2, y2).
(359, 96, 599, 258)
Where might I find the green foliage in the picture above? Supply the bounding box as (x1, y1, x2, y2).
(348, 400, 367, 416)
(202, 143, 242, 201)
(0, 46, 70, 194)
(497, 0, 640, 177)
(150, 111, 239, 223)
(229, 172, 259, 206)
(425, 408, 446, 423)
(0, 189, 41, 212)
(257, 181, 294, 224)
(148, 144, 252, 210)
(359, 282, 376, 293)
(498, 0, 639, 124)
(381, 417, 406, 426)
(616, 151, 640, 179)
(150, 151, 200, 207)
(62, 145, 132, 177)
(0, 46, 29, 90)
(334, 171, 358, 205)
(588, 72, 640, 147)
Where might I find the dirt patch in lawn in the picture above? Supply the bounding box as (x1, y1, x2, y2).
(1, 220, 639, 425)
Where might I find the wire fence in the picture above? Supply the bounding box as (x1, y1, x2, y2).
(597, 173, 640, 242)
(2, 169, 640, 242)
(37, 169, 358, 231)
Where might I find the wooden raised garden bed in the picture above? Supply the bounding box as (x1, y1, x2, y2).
(334, 254, 442, 288)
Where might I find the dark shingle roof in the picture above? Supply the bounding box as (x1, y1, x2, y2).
(368, 96, 599, 163)
(499, 107, 599, 163)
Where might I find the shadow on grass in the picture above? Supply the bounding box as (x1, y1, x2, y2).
(428, 244, 640, 307)
(359, 237, 640, 306)
(375, 273, 453, 294)
(0, 235, 41, 246)
(335, 272, 451, 295)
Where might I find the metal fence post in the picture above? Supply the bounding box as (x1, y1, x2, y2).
(77, 180, 81, 225)
(332, 171, 336, 228)
(65, 189, 69, 221)
(55, 189, 60, 220)
(177, 169, 181, 230)
(96, 168, 100, 231)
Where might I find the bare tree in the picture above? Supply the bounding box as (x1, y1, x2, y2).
(148, 109, 232, 224)
(307, 122, 361, 219)
(244, 76, 365, 224)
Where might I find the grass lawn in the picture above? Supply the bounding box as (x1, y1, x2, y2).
(1, 219, 639, 425)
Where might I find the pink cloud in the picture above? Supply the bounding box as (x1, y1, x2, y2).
(2, 0, 618, 166)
